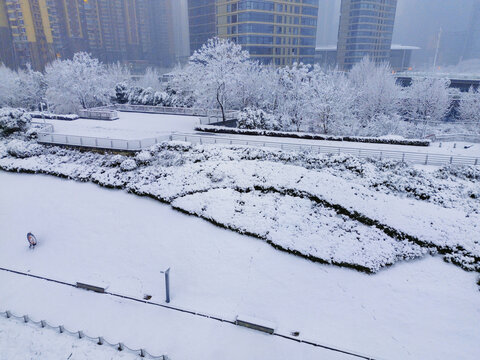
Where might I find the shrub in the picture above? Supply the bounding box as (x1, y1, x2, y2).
(237, 108, 280, 130)
(6, 139, 43, 158)
(120, 158, 137, 171)
(0, 108, 32, 136)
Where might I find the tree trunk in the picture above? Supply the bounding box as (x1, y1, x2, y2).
(217, 83, 226, 123)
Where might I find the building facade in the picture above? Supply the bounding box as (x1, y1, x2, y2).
(1, 0, 56, 70)
(337, 0, 397, 70)
(0, 0, 187, 70)
(188, 0, 319, 66)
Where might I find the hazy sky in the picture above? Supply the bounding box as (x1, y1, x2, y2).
(393, 0, 475, 47)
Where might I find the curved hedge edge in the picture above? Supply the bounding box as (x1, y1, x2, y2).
(195, 125, 431, 147)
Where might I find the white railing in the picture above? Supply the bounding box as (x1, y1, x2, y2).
(78, 109, 119, 121)
(35, 130, 479, 165)
(114, 104, 238, 119)
(37, 132, 170, 151)
(432, 133, 480, 143)
(171, 133, 480, 166)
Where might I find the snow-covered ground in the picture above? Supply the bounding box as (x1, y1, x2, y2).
(45, 111, 199, 140)
(193, 131, 480, 157)
(1, 172, 479, 360)
(0, 314, 139, 360)
(42, 110, 479, 156)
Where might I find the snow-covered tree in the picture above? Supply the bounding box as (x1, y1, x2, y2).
(404, 77, 451, 137)
(16, 64, 47, 111)
(136, 67, 162, 91)
(0, 64, 20, 108)
(184, 37, 251, 121)
(348, 58, 401, 134)
(237, 108, 279, 130)
(276, 63, 311, 131)
(459, 87, 480, 127)
(306, 67, 354, 134)
(45, 52, 112, 114)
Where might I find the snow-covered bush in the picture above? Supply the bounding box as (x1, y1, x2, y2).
(237, 108, 279, 130)
(120, 158, 137, 171)
(0, 108, 32, 136)
(0, 64, 20, 107)
(135, 150, 153, 165)
(6, 139, 42, 158)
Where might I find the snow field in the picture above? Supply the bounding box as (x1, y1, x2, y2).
(0, 172, 479, 360)
(0, 313, 140, 360)
(172, 188, 427, 272)
(1, 140, 479, 273)
(46, 111, 199, 140)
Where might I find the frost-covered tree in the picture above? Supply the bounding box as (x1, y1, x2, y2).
(459, 87, 480, 130)
(16, 64, 47, 111)
(306, 67, 354, 134)
(184, 37, 251, 121)
(276, 63, 311, 131)
(348, 58, 401, 134)
(0, 64, 20, 108)
(136, 67, 162, 91)
(45, 52, 112, 114)
(404, 77, 451, 137)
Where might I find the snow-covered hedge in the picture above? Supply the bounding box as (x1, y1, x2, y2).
(30, 112, 79, 121)
(0, 108, 31, 136)
(195, 125, 431, 146)
(0, 138, 478, 274)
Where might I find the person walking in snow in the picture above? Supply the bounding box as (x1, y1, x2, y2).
(26, 232, 37, 249)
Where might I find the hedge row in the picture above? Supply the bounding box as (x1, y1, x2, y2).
(30, 112, 79, 121)
(195, 125, 431, 147)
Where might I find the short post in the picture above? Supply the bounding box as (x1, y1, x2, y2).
(165, 268, 171, 303)
(41, 320, 46, 328)
(118, 343, 124, 351)
(59, 325, 64, 333)
(140, 349, 146, 357)
(23, 315, 29, 323)
(98, 337, 104, 345)
(425, 154, 428, 165)
(78, 331, 84, 339)
(6, 311, 11, 318)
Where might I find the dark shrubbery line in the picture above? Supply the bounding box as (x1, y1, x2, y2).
(195, 125, 431, 147)
(30, 112, 79, 121)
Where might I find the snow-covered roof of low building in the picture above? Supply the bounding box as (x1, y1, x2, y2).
(391, 44, 421, 50)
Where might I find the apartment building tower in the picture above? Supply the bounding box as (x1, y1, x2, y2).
(337, 0, 397, 70)
(188, 0, 319, 66)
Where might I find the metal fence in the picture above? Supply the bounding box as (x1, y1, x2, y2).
(35, 130, 479, 166)
(78, 109, 119, 121)
(37, 132, 171, 151)
(114, 104, 238, 119)
(0, 310, 168, 359)
(433, 133, 480, 143)
(170, 133, 480, 166)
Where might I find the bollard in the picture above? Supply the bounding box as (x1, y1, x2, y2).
(78, 331, 84, 339)
(59, 325, 64, 333)
(165, 268, 171, 303)
(23, 315, 29, 323)
(98, 337, 104, 345)
(6, 311, 11, 318)
(140, 349, 146, 358)
(41, 320, 46, 328)
(118, 343, 124, 351)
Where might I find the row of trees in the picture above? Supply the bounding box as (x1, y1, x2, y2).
(174, 38, 479, 137)
(1, 38, 480, 137)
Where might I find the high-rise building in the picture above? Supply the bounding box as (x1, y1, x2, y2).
(337, 0, 397, 70)
(188, 0, 216, 53)
(188, 0, 319, 66)
(463, 0, 480, 62)
(0, 0, 187, 70)
(1, 0, 56, 70)
(0, 0, 15, 68)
